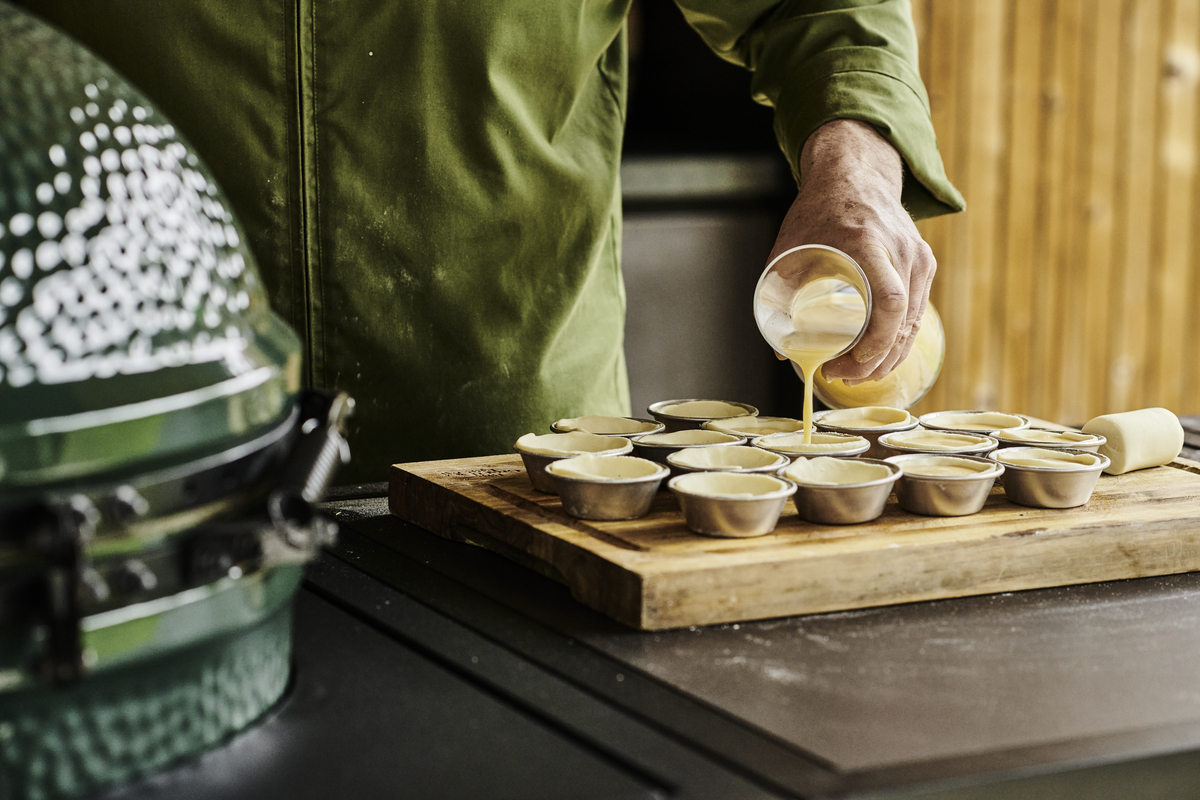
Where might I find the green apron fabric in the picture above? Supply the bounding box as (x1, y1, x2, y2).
(16, 0, 963, 483)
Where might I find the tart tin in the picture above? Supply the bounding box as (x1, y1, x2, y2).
(551, 414, 665, 437)
(513, 431, 633, 493)
(668, 472, 796, 538)
(814, 406, 919, 459)
(886, 454, 1004, 517)
(781, 457, 902, 525)
(990, 447, 1111, 508)
(630, 429, 746, 465)
(752, 430, 869, 461)
(666, 445, 789, 475)
(702, 415, 805, 437)
(877, 429, 999, 458)
(545, 454, 670, 520)
(992, 427, 1106, 452)
(918, 410, 1030, 435)
(647, 399, 758, 432)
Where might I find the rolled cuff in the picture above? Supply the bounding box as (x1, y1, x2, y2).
(767, 46, 965, 220)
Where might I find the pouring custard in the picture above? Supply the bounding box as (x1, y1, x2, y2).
(776, 280, 868, 443)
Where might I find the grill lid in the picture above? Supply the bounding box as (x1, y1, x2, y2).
(0, 3, 302, 494)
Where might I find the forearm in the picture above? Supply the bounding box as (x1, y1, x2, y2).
(770, 119, 937, 382)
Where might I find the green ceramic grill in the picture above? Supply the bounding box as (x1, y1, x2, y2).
(0, 5, 351, 797)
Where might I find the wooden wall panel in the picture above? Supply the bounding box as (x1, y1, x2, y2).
(912, 0, 1200, 424)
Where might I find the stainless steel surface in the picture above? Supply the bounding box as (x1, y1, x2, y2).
(878, 430, 1000, 458)
(668, 473, 795, 538)
(646, 399, 759, 432)
(887, 454, 1004, 516)
(322, 490, 1200, 796)
(784, 458, 902, 525)
(814, 410, 919, 460)
(665, 445, 787, 475)
(752, 430, 870, 460)
(991, 447, 1110, 509)
(545, 459, 669, 521)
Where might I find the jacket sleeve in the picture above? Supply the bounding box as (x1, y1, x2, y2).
(673, 0, 965, 220)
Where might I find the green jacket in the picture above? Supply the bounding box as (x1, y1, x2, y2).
(19, 0, 962, 483)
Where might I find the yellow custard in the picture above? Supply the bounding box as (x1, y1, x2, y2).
(776, 281, 867, 444)
(897, 455, 994, 478)
(818, 406, 911, 429)
(704, 416, 805, 436)
(904, 464, 985, 477)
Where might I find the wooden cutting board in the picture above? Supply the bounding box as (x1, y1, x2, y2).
(388, 454, 1200, 630)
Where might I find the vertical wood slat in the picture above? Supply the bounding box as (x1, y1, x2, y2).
(913, 0, 1200, 424)
(965, 3, 1008, 412)
(1155, 0, 1200, 413)
(999, 0, 1043, 415)
(912, 0, 963, 415)
(1081, 2, 1124, 421)
(1037, 0, 1085, 421)
(1112, 0, 1163, 411)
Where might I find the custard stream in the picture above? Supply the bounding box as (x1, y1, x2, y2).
(777, 282, 867, 443)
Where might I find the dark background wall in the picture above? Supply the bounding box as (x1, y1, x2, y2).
(619, 2, 801, 419)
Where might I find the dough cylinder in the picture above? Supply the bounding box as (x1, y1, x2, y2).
(1081, 407, 1184, 475)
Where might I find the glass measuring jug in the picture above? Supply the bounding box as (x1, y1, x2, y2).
(753, 245, 871, 442)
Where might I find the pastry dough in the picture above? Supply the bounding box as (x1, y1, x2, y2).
(554, 415, 658, 435)
(514, 431, 628, 456)
(672, 471, 789, 498)
(994, 449, 1102, 469)
(669, 445, 785, 470)
(704, 416, 804, 436)
(884, 430, 993, 450)
(658, 400, 751, 419)
(754, 431, 867, 454)
(1082, 408, 1184, 475)
(898, 456, 993, 478)
(547, 454, 663, 480)
(636, 429, 738, 446)
(817, 406, 912, 429)
(783, 456, 892, 485)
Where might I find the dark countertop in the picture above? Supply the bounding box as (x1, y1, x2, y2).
(99, 426, 1200, 799)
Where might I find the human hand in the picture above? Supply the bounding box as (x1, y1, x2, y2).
(767, 119, 936, 385)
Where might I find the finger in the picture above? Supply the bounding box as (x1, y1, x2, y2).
(846, 243, 907, 367)
(846, 242, 936, 383)
(821, 348, 887, 382)
(845, 317, 920, 385)
(903, 242, 937, 348)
